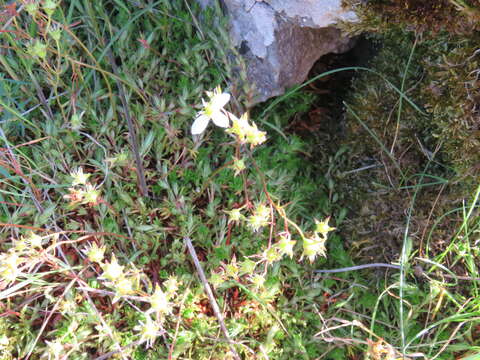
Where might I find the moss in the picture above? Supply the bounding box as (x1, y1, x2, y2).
(333, 2, 480, 260)
(342, 0, 480, 35)
(341, 2, 480, 186)
(419, 33, 480, 182)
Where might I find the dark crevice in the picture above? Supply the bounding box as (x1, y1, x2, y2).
(288, 35, 378, 144)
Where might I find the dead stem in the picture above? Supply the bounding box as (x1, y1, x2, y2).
(185, 237, 241, 360)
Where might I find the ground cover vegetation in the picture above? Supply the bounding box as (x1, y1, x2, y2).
(0, 0, 479, 359)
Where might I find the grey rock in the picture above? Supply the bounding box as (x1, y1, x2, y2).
(201, 0, 357, 103)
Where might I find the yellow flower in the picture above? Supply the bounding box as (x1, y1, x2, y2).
(82, 183, 101, 205)
(164, 276, 180, 298)
(23, 231, 43, 248)
(85, 242, 106, 263)
(226, 208, 243, 223)
(101, 255, 124, 281)
(224, 259, 239, 278)
(315, 217, 336, 235)
(277, 232, 295, 258)
(116, 277, 135, 296)
(245, 121, 267, 147)
(249, 274, 265, 289)
(264, 247, 281, 264)
(303, 233, 327, 263)
(247, 214, 269, 232)
(227, 113, 250, 142)
(255, 203, 270, 219)
(0, 251, 22, 283)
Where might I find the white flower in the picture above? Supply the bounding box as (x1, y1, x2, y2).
(84, 242, 106, 263)
(191, 87, 231, 135)
(70, 167, 90, 186)
(23, 231, 43, 248)
(149, 284, 171, 314)
(135, 316, 161, 348)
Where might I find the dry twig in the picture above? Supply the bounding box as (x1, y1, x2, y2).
(185, 237, 241, 360)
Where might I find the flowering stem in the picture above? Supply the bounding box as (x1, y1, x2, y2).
(236, 143, 251, 207)
(249, 151, 306, 241)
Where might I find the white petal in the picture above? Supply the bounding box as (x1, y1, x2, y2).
(229, 113, 239, 122)
(191, 114, 210, 135)
(211, 111, 229, 128)
(211, 93, 230, 110)
(238, 113, 250, 127)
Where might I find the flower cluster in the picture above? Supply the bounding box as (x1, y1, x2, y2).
(226, 203, 271, 233)
(302, 218, 336, 263)
(84, 246, 138, 299)
(83, 241, 182, 348)
(191, 87, 266, 148)
(137, 277, 179, 346)
(227, 113, 267, 148)
(247, 203, 271, 232)
(85, 246, 179, 346)
(0, 232, 49, 284)
(0, 250, 22, 283)
(64, 168, 101, 206)
(135, 315, 162, 348)
(99, 255, 140, 299)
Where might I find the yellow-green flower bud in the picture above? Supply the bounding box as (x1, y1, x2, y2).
(264, 247, 281, 264)
(226, 208, 243, 223)
(28, 40, 47, 60)
(303, 233, 327, 263)
(231, 157, 246, 176)
(48, 25, 62, 41)
(25, 1, 39, 16)
(240, 258, 256, 275)
(43, 0, 58, 16)
(315, 218, 336, 235)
